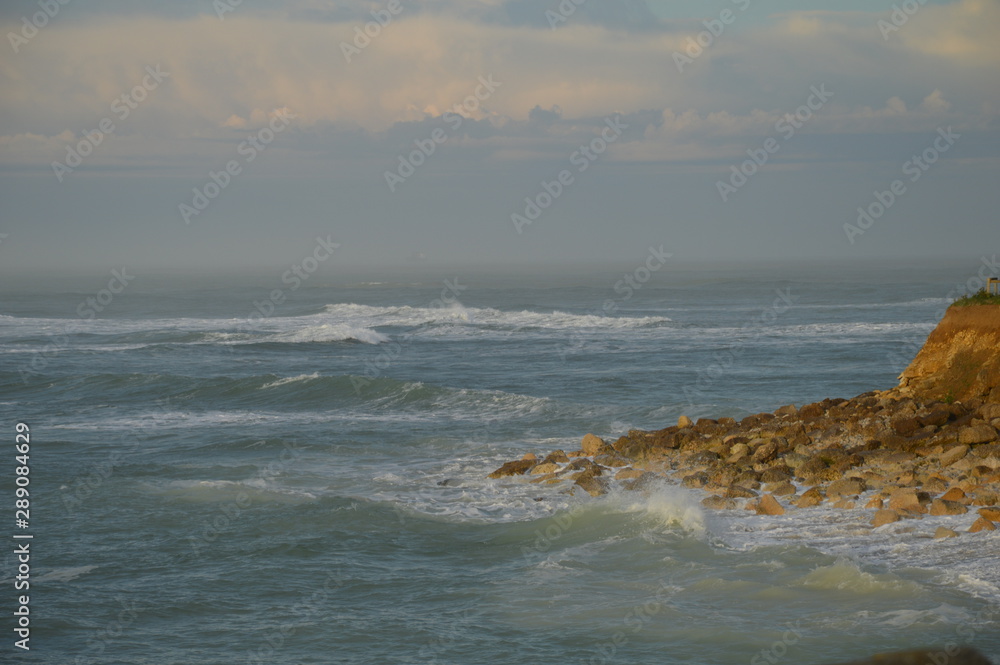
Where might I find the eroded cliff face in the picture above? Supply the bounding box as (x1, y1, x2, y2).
(895, 305, 1000, 404)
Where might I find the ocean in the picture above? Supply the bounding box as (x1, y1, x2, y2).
(2, 258, 998, 664)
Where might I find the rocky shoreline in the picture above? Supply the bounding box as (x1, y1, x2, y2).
(489, 392, 1000, 535)
(488, 303, 1000, 537)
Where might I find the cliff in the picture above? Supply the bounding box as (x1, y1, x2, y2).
(894, 304, 1000, 404)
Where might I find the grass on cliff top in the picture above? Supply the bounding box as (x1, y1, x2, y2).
(951, 288, 1000, 307)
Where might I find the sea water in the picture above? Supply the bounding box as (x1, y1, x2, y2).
(1, 259, 997, 664)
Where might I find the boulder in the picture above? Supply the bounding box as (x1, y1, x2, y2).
(940, 444, 970, 466)
(979, 402, 1000, 420)
(832, 498, 855, 510)
(581, 433, 607, 456)
(865, 497, 884, 509)
(725, 485, 759, 499)
(827, 478, 866, 498)
(969, 516, 997, 533)
(521, 453, 537, 461)
(614, 468, 647, 480)
(977, 506, 1000, 521)
(487, 460, 535, 478)
(677, 415, 693, 429)
(542, 450, 570, 464)
(701, 496, 738, 510)
(796, 487, 824, 508)
(959, 425, 998, 445)
(530, 462, 561, 475)
(891, 417, 922, 436)
(750, 439, 780, 464)
(929, 499, 968, 516)
(940, 487, 967, 503)
(766, 481, 796, 496)
(574, 473, 608, 497)
(593, 453, 628, 468)
(774, 404, 798, 417)
(888, 488, 929, 513)
(756, 494, 785, 515)
(934, 526, 959, 539)
(919, 409, 952, 427)
(872, 509, 901, 527)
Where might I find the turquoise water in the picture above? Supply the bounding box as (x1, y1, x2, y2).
(2, 260, 998, 664)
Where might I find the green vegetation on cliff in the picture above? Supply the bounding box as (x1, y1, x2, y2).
(951, 288, 1000, 307)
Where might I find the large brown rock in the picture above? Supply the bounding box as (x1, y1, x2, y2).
(977, 506, 1000, 520)
(872, 509, 901, 527)
(928, 499, 968, 516)
(940, 444, 970, 466)
(827, 478, 866, 498)
(888, 488, 929, 513)
(487, 460, 535, 478)
(959, 425, 998, 445)
(701, 496, 738, 510)
(796, 487, 825, 508)
(756, 494, 785, 515)
(581, 433, 607, 456)
(969, 516, 997, 533)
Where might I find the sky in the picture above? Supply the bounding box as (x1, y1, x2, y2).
(0, 0, 998, 275)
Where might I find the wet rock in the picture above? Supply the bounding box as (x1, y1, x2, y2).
(940, 487, 967, 503)
(796, 487, 825, 508)
(750, 439, 780, 464)
(756, 494, 785, 515)
(530, 462, 561, 475)
(827, 478, 866, 499)
(977, 506, 1000, 521)
(969, 516, 997, 533)
(581, 433, 607, 456)
(702, 496, 738, 510)
(677, 415, 693, 429)
(574, 472, 608, 497)
(929, 499, 968, 516)
(934, 526, 959, 539)
(798, 402, 826, 420)
(760, 466, 793, 484)
(872, 509, 901, 527)
(593, 454, 628, 468)
(725, 485, 758, 499)
(765, 481, 796, 496)
(542, 450, 570, 465)
(488, 460, 535, 478)
(521, 453, 537, 461)
(774, 404, 798, 417)
(865, 497, 884, 509)
(887, 488, 929, 513)
(681, 472, 709, 489)
(922, 476, 948, 493)
(615, 468, 646, 480)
